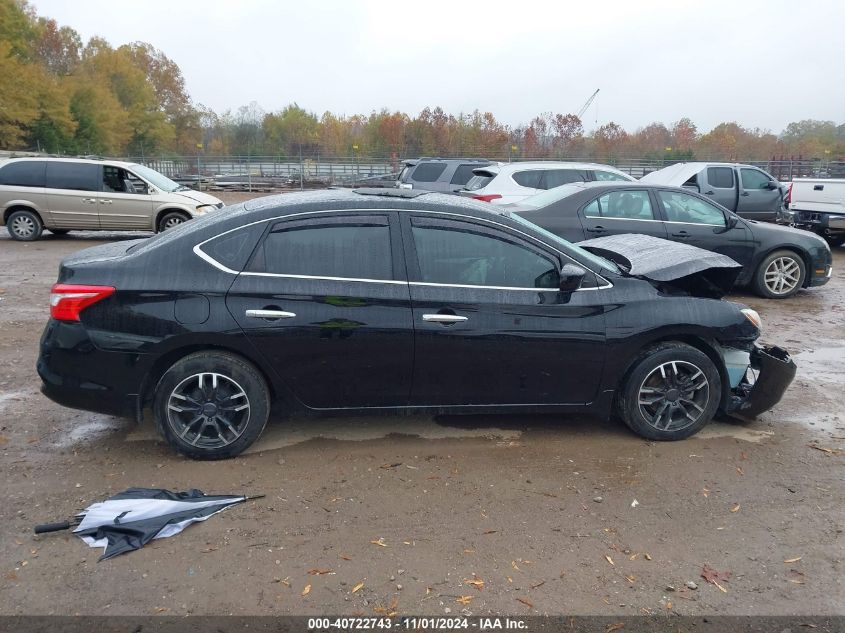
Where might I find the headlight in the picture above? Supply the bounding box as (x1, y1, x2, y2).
(741, 307, 762, 329)
(193, 204, 215, 215)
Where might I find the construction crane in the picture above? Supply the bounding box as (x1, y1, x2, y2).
(577, 89, 600, 119)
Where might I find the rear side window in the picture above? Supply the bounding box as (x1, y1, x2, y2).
(740, 168, 771, 190)
(594, 170, 630, 182)
(450, 164, 481, 186)
(46, 162, 99, 191)
(200, 223, 266, 272)
(410, 162, 447, 182)
(543, 169, 588, 189)
(512, 170, 544, 188)
(0, 161, 46, 187)
(708, 167, 735, 189)
(252, 218, 393, 280)
(464, 173, 495, 191)
(585, 190, 654, 220)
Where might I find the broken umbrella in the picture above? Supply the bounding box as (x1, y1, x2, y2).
(34, 487, 262, 560)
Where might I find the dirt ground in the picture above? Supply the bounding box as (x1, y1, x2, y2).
(0, 193, 843, 617)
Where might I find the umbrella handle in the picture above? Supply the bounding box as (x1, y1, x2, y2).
(34, 521, 72, 534)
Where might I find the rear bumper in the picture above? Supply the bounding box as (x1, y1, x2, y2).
(37, 319, 143, 417)
(727, 345, 796, 417)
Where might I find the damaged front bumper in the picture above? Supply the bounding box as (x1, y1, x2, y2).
(726, 345, 797, 418)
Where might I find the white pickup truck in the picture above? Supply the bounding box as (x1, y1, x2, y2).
(786, 178, 845, 247)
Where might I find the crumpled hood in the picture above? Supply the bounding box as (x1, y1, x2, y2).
(578, 233, 742, 298)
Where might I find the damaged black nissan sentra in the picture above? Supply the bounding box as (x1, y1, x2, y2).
(38, 189, 796, 459)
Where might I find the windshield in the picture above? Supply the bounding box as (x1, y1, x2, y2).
(519, 182, 586, 208)
(508, 213, 620, 274)
(129, 164, 183, 193)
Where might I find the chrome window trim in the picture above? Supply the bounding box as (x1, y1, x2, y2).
(583, 215, 725, 228)
(192, 207, 613, 290)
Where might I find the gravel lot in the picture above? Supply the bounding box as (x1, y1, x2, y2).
(0, 193, 843, 616)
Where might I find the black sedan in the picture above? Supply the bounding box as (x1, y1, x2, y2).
(39, 189, 795, 459)
(507, 182, 832, 299)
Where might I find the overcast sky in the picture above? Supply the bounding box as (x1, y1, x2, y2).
(32, 0, 845, 133)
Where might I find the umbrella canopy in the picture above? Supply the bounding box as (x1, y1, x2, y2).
(72, 488, 248, 560)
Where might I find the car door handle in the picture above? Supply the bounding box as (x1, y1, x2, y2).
(82, 198, 97, 204)
(422, 314, 468, 324)
(704, 190, 715, 195)
(245, 309, 296, 319)
(99, 199, 112, 204)
(671, 231, 691, 238)
(586, 226, 606, 233)
(741, 192, 750, 196)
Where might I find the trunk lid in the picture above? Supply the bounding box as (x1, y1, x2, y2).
(578, 233, 742, 298)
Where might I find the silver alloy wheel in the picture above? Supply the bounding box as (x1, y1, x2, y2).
(638, 360, 710, 432)
(763, 256, 801, 296)
(10, 214, 36, 238)
(162, 216, 185, 230)
(166, 372, 250, 449)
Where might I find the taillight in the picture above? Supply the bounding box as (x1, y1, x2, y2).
(50, 284, 115, 321)
(784, 183, 792, 205)
(473, 194, 502, 202)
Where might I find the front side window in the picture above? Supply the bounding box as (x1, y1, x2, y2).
(740, 168, 772, 190)
(410, 162, 447, 183)
(0, 161, 46, 187)
(411, 220, 559, 289)
(585, 190, 655, 220)
(593, 170, 631, 182)
(543, 169, 588, 189)
(251, 218, 393, 280)
(45, 162, 99, 191)
(708, 167, 735, 189)
(658, 191, 726, 226)
(512, 170, 544, 189)
(103, 165, 147, 194)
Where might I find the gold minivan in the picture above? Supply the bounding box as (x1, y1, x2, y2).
(0, 157, 224, 240)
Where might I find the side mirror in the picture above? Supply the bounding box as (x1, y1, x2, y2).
(559, 263, 586, 292)
(765, 181, 779, 190)
(148, 187, 157, 195)
(726, 214, 739, 229)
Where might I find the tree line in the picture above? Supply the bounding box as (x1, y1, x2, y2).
(1, 0, 843, 162)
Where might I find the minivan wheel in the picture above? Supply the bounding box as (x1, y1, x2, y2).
(617, 343, 721, 441)
(157, 211, 189, 232)
(7, 210, 43, 241)
(153, 352, 270, 460)
(753, 249, 806, 299)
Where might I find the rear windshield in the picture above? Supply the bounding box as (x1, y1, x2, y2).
(464, 173, 495, 191)
(397, 165, 413, 183)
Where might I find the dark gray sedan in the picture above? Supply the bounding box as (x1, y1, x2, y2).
(504, 182, 832, 299)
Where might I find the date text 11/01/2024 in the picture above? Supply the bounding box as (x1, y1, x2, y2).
(307, 617, 528, 630)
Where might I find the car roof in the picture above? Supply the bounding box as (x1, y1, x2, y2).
(0, 156, 136, 168)
(482, 161, 630, 173)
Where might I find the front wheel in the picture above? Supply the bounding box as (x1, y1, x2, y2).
(157, 211, 190, 232)
(153, 351, 270, 460)
(617, 343, 721, 441)
(752, 250, 806, 299)
(7, 209, 43, 241)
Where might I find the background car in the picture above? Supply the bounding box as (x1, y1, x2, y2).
(640, 162, 788, 222)
(785, 177, 845, 247)
(38, 188, 793, 459)
(0, 157, 224, 241)
(396, 157, 492, 193)
(508, 181, 832, 299)
(458, 161, 635, 205)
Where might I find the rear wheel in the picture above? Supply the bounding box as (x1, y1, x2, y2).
(753, 249, 806, 299)
(157, 211, 189, 232)
(153, 351, 270, 460)
(7, 209, 43, 241)
(617, 343, 721, 441)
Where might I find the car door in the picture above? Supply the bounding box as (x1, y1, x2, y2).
(578, 189, 669, 240)
(654, 189, 755, 268)
(98, 165, 154, 230)
(402, 213, 606, 406)
(701, 166, 738, 211)
(44, 162, 101, 229)
(225, 212, 414, 409)
(737, 167, 781, 222)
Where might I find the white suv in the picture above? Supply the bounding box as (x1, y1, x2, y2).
(458, 161, 634, 205)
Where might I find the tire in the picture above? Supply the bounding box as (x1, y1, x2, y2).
(153, 351, 270, 460)
(752, 249, 806, 299)
(157, 211, 189, 232)
(50, 228, 70, 235)
(617, 342, 721, 441)
(6, 209, 43, 241)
